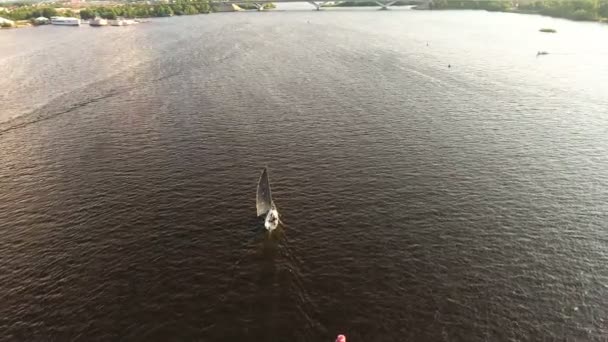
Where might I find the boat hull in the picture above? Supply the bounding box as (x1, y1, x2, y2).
(264, 208, 279, 231)
(90, 19, 108, 26)
(51, 17, 80, 26)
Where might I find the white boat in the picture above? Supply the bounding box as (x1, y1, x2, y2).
(257, 167, 280, 231)
(89, 17, 108, 26)
(109, 18, 137, 26)
(0, 16, 15, 27)
(109, 19, 124, 26)
(34, 16, 50, 25)
(50, 16, 80, 26)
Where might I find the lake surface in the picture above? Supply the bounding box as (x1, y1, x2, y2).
(1, 7, 608, 341)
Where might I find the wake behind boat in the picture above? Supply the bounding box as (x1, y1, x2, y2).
(257, 167, 279, 231)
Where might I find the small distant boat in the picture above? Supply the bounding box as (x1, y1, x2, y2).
(539, 28, 556, 33)
(50, 16, 80, 26)
(257, 167, 279, 231)
(537, 51, 549, 56)
(89, 17, 108, 26)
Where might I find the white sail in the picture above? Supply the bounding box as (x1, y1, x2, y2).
(256, 167, 273, 217)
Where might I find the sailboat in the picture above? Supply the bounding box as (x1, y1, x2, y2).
(257, 167, 279, 231)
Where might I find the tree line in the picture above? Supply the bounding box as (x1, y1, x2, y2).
(518, 0, 608, 21)
(0, 1, 216, 21)
(2, 0, 606, 22)
(326, 0, 606, 20)
(431, 0, 608, 21)
(329, 1, 419, 7)
(431, 0, 511, 11)
(79, 1, 211, 20)
(1, 6, 59, 20)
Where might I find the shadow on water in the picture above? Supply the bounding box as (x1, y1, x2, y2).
(219, 217, 286, 302)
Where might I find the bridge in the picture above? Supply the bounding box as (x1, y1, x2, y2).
(211, 0, 433, 11)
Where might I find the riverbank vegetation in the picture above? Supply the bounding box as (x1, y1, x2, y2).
(0, 6, 59, 21)
(0, 0, 276, 22)
(431, 0, 608, 22)
(236, 2, 276, 10)
(324, 1, 418, 7)
(79, 1, 211, 19)
(325, 0, 607, 22)
(0, 2, 211, 20)
(517, 0, 608, 21)
(431, 0, 511, 11)
(2, 0, 605, 23)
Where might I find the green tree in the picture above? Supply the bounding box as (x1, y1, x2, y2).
(134, 6, 151, 17)
(194, 1, 210, 13)
(184, 5, 198, 14)
(42, 7, 57, 18)
(155, 4, 174, 16)
(432, 0, 448, 8)
(600, 0, 608, 17)
(79, 9, 95, 19)
(571, 8, 594, 18)
(101, 8, 117, 19)
(123, 6, 135, 18)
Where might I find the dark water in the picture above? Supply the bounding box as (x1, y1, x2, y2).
(1, 8, 608, 341)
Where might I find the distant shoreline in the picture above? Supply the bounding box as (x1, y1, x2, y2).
(2, 0, 607, 30)
(0, 1, 275, 29)
(322, 0, 608, 23)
